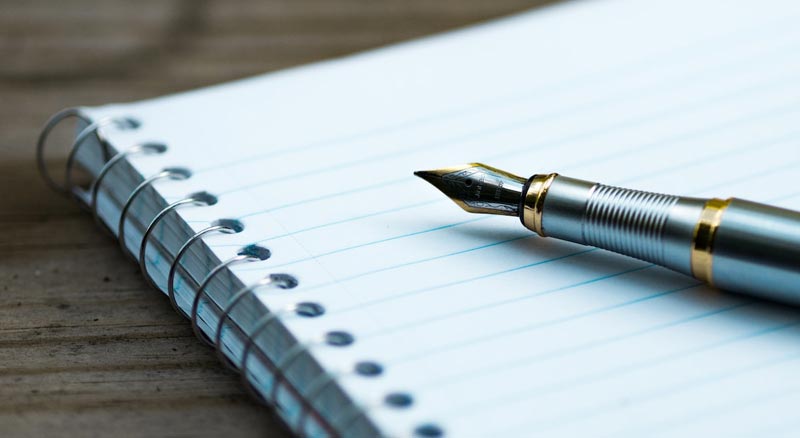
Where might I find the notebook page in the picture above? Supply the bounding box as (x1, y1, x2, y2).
(85, 0, 800, 436)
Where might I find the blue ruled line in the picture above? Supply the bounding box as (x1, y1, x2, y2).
(613, 127, 800, 186)
(218, 199, 442, 246)
(204, 52, 800, 207)
(771, 190, 800, 203)
(192, 91, 800, 226)
(492, 319, 800, 436)
(235, 176, 413, 218)
(336, 247, 600, 315)
(454, 315, 800, 424)
(186, 14, 800, 175)
(379, 263, 661, 345)
(411, 285, 739, 389)
(614, 356, 800, 436)
(252, 216, 488, 272)
(296, 234, 534, 295)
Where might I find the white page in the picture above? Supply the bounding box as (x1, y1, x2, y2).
(85, 0, 800, 436)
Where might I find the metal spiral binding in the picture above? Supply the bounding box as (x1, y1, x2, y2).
(236, 302, 372, 438)
(330, 395, 441, 438)
(36, 107, 140, 196)
(295, 371, 338, 431)
(222, 306, 304, 407)
(36, 108, 428, 438)
(137, 191, 218, 289)
(64, 117, 140, 199)
(36, 108, 97, 194)
(166, 218, 244, 317)
(238, 310, 285, 402)
(237, 307, 376, 437)
(164, 230, 347, 436)
(118, 166, 193, 259)
(214, 275, 300, 371)
(270, 342, 313, 405)
(189, 245, 272, 346)
(268, 331, 354, 409)
(90, 142, 168, 233)
(330, 403, 369, 437)
(326, 376, 444, 437)
(296, 360, 385, 434)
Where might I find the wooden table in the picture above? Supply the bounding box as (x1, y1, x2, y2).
(0, 1, 553, 436)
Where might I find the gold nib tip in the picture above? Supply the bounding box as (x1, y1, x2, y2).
(413, 164, 477, 196)
(414, 164, 477, 177)
(412, 169, 435, 179)
(413, 163, 526, 217)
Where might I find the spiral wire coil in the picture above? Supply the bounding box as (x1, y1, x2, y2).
(35, 109, 443, 438)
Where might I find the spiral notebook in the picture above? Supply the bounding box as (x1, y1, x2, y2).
(39, 0, 800, 436)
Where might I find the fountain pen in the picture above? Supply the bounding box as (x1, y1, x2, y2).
(414, 163, 800, 305)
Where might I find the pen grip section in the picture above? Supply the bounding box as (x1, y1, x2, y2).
(539, 176, 702, 273)
(581, 184, 679, 265)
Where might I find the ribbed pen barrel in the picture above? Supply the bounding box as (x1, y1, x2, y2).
(530, 176, 707, 276)
(581, 184, 679, 266)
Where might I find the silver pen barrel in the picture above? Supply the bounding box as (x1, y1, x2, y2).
(521, 174, 800, 304)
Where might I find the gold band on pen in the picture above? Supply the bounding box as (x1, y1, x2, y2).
(522, 173, 558, 236)
(691, 198, 732, 285)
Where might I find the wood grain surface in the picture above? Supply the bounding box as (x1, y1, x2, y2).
(0, 1, 554, 436)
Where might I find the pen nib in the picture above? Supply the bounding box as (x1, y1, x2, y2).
(414, 163, 527, 216)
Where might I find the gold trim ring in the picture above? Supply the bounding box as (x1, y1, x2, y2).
(691, 198, 732, 284)
(522, 173, 558, 236)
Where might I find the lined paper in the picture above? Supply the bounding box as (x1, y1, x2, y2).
(88, 0, 800, 436)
